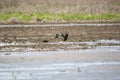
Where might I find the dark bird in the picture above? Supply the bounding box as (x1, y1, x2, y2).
(55, 33, 59, 38)
(61, 33, 65, 38)
(63, 33, 68, 41)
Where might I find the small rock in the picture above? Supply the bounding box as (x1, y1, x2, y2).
(43, 40, 48, 43)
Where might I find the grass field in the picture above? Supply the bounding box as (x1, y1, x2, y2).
(0, 0, 120, 23)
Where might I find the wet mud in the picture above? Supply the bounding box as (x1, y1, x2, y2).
(0, 25, 120, 52)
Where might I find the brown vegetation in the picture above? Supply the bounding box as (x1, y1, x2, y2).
(0, 0, 120, 14)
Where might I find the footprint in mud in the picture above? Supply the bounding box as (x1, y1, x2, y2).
(77, 68, 81, 72)
(5, 53, 11, 55)
(59, 68, 81, 73)
(12, 71, 21, 80)
(59, 69, 66, 72)
(29, 73, 33, 76)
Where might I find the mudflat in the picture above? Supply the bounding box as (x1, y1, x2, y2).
(0, 24, 120, 80)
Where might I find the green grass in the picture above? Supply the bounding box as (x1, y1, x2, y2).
(58, 13, 120, 20)
(0, 12, 120, 22)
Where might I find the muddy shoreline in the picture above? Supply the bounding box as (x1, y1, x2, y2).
(0, 23, 120, 80)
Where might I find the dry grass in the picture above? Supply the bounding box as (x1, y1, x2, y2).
(0, 0, 120, 22)
(0, 0, 120, 14)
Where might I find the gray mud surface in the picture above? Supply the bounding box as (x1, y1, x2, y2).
(0, 48, 120, 80)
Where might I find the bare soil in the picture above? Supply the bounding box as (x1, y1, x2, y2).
(0, 25, 120, 51)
